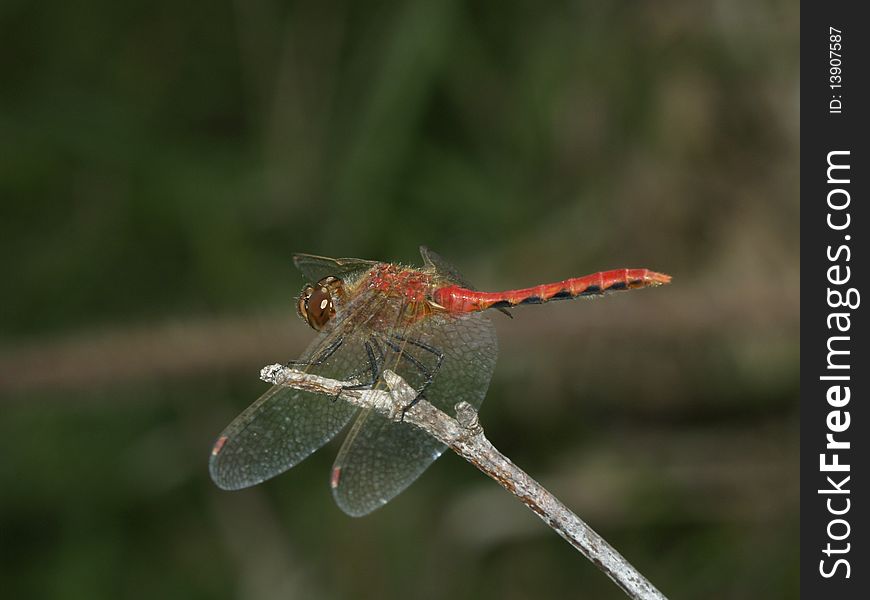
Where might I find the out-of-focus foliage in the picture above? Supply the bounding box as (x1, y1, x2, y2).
(1, 0, 798, 599)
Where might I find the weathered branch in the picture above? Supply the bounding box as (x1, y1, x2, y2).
(260, 364, 667, 600)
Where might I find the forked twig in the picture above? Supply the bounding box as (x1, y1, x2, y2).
(260, 364, 667, 600)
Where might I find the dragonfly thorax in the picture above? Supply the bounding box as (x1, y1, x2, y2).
(297, 276, 344, 331)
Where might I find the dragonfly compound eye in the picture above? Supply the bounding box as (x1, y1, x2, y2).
(297, 279, 339, 331)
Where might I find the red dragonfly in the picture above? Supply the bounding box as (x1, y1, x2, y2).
(209, 247, 670, 516)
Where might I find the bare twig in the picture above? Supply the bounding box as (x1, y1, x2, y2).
(260, 364, 668, 600)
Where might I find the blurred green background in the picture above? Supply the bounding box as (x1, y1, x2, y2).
(1, 0, 798, 598)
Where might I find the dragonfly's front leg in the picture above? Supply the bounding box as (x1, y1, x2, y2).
(285, 336, 343, 368)
(285, 335, 378, 402)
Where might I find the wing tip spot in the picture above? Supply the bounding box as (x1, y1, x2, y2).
(212, 436, 229, 456)
(331, 466, 342, 489)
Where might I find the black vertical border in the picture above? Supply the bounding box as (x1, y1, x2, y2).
(801, 2, 868, 597)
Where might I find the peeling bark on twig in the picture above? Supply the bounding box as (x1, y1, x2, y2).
(260, 364, 667, 600)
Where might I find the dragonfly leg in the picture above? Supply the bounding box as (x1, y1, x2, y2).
(396, 336, 444, 418)
(340, 338, 384, 394)
(378, 334, 444, 420)
(361, 339, 383, 387)
(285, 336, 343, 368)
(285, 335, 375, 403)
(393, 335, 444, 390)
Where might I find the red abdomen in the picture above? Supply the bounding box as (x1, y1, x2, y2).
(432, 269, 671, 314)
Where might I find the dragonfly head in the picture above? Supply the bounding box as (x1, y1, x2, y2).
(297, 276, 343, 331)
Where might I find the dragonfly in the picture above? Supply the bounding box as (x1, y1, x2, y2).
(209, 246, 670, 516)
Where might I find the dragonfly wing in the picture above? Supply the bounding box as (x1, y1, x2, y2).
(293, 253, 378, 283)
(331, 311, 497, 516)
(209, 287, 385, 490)
(419, 246, 472, 287)
(330, 408, 445, 516)
(209, 382, 358, 490)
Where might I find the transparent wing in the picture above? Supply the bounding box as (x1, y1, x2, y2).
(421, 245, 511, 318)
(209, 287, 385, 490)
(331, 310, 497, 516)
(209, 383, 357, 491)
(419, 246, 470, 286)
(292, 253, 378, 283)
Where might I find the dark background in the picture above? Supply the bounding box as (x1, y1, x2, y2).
(1, 1, 798, 598)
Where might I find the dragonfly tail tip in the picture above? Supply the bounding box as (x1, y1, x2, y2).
(647, 271, 672, 286)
